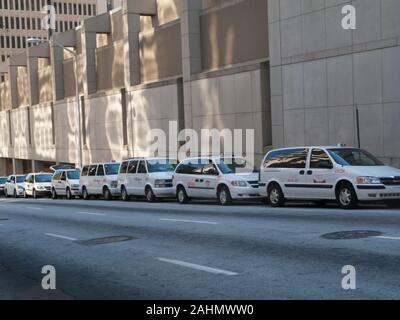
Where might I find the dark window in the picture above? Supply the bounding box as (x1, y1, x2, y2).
(264, 149, 308, 169)
(88, 165, 97, 176)
(119, 161, 129, 174)
(310, 149, 333, 169)
(176, 160, 204, 175)
(81, 166, 89, 176)
(60, 172, 66, 181)
(52, 172, 61, 181)
(96, 165, 105, 176)
(203, 163, 219, 175)
(138, 161, 147, 174)
(128, 160, 138, 174)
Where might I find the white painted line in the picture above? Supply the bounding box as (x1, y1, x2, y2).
(157, 258, 238, 276)
(375, 236, 400, 241)
(160, 218, 218, 225)
(76, 211, 107, 217)
(45, 233, 77, 241)
(25, 207, 43, 210)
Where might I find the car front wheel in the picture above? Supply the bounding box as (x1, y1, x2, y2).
(146, 187, 157, 203)
(82, 187, 90, 200)
(52, 188, 58, 200)
(103, 187, 112, 201)
(218, 186, 233, 206)
(336, 183, 358, 209)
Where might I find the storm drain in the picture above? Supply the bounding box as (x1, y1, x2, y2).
(77, 235, 136, 246)
(321, 230, 383, 240)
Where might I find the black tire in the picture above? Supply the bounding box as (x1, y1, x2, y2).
(268, 183, 285, 207)
(82, 187, 90, 200)
(13, 189, 18, 198)
(66, 188, 72, 200)
(336, 182, 358, 209)
(103, 187, 112, 201)
(218, 185, 233, 206)
(121, 186, 129, 201)
(4, 189, 8, 198)
(145, 187, 157, 203)
(177, 186, 189, 204)
(52, 188, 58, 200)
(33, 189, 37, 199)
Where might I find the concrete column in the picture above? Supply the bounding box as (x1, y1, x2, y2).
(8, 65, 19, 109)
(180, 0, 202, 129)
(0, 158, 7, 176)
(50, 45, 65, 101)
(27, 57, 39, 106)
(81, 30, 98, 95)
(122, 11, 141, 87)
(12, 159, 24, 174)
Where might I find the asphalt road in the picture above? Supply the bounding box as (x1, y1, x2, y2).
(0, 196, 400, 300)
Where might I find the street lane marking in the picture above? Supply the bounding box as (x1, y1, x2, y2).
(375, 236, 400, 241)
(25, 207, 43, 210)
(157, 258, 238, 276)
(45, 233, 77, 241)
(76, 211, 107, 217)
(160, 218, 218, 225)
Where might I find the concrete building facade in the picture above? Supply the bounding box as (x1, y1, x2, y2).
(268, 0, 400, 168)
(0, 0, 399, 176)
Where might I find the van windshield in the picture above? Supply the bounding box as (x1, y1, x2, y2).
(16, 176, 26, 183)
(147, 159, 177, 173)
(104, 163, 120, 175)
(67, 171, 80, 180)
(35, 174, 52, 183)
(217, 158, 257, 174)
(327, 148, 384, 166)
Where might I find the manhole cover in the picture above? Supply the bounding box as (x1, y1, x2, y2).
(321, 230, 383, 240)
(77, 235, 136, 246)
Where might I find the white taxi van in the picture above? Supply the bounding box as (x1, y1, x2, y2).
(173, 156, 261, 206)
(24, 172, 53, 198)
(259, 146, 400, 209)
(80, 162, 121, 200)
(118, 158, 177, 202)
(51, 168, 81, 199)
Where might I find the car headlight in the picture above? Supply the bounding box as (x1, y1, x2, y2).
(155, 180, 169, 188)
(231, 181, 248, 187)
(356, 176, 382, 184)
(110, 181, 118, 188)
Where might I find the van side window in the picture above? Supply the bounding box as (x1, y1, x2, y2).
(96, 165, 105, 176)
(120, 161, 129, 174)
(61, 172, 67, 181)
(128, 161, 138, 174)
(203, 163, 218, 175)
(81, 166, 89, 176)
(310, 149, 333, 169)
(264, 149, 308, 169)
(88, 165, 97, 176)
(138, 161, 147, 174)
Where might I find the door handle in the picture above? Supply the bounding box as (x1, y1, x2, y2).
(307, 170, 313, 175)
(299, 170, 305, 175)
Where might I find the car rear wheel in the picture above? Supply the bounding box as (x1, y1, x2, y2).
(146, 187, 157, 203)
(82, 187, 90, 200)
(218, 186, 233, 206)
(268, 183, 285, 207)
(336, 183, 358, 209)
(33, 189, 38, 199)
(121, 186, 130, 202)
(177, 186, 189, 204)
(52, 188, 58, 200)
